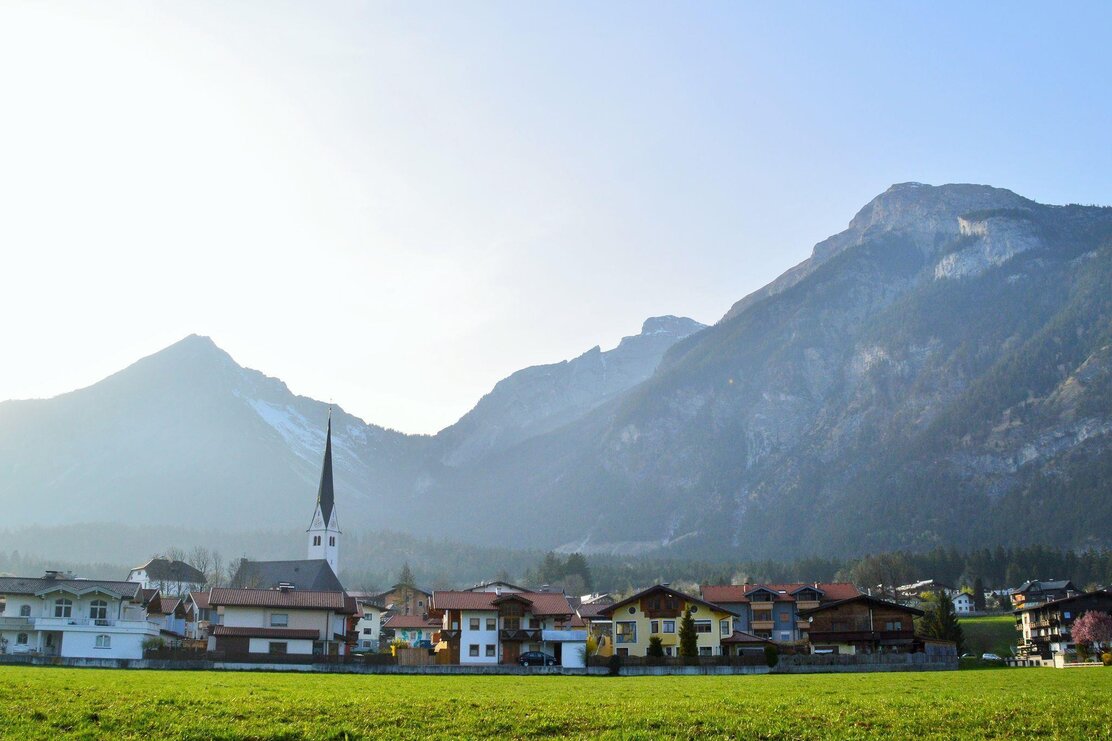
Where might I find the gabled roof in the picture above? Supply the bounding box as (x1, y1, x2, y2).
(466, 581, 527, 593)
(0, 576, 141, 600)
(701, 582, 861, 605)
(232, 559, 344, 592)
(187, 590, 211, 610)
(797, 594, 925, 617)
(601, 585, 737, 618)
(576, 602, 610, 620)
(431, 590, 576, 617)
(721, 629, 774, 645)
(382, 614, 439, 629)
(208, 587, 357, 614)
(1013, 579, 1077, 594)
(129, 558, 205, 584)
(1015, 588, 1112, 613)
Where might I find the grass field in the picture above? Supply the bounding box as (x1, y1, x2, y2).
(1, 666, 1110, 739)
(961, 615, 1019, 657)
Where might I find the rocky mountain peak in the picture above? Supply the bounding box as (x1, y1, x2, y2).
(639, 315, 706, 337)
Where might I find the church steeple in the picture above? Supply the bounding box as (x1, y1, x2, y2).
(307, 409, 340, 573)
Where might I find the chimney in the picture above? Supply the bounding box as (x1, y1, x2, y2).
(44, 570, 60, 580)
(540, 584, 550, 592)
(277, 583, 295, 593)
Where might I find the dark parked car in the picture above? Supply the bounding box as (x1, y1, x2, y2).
(518, 651, 557, 667)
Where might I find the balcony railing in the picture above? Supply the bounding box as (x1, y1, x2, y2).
(498, 629, 541, 642)
(0, 617, 34, 630)
(34, 617, 119, 627)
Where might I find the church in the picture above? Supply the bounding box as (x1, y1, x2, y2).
(227, 411, 344, 590)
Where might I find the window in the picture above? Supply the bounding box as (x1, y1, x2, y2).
(628, 606, 636, 615)
(469, 617, 480, 631)
(885, 620, 903, 631)
(650, 620, 660, 634)
(615, 621, 637, 644)
(529, 618, 540, 630)
(469, 644, 479, 657)
(699, 647, 712, 656)
(269, 642, 288, 655)
(329, 536, 335, 547)
(779, 612, 790, 624)
(664, 646, 674, 657)
(19, 605, 30, 617)
(486, 618, 496, 631)
(690, 605, 699, 613)
(419, 601, 424, 609)
(95, 635, 111, 649)
(485, 644, 496, 657)
(663, 620, 676, 633)
(694, 620, 712, 634)
(779, 631, 791, 641)
(54, 598, 72, 618)
(16, 633, 28, 645)
(363, 628, 374, 635)
(270, 613, 289, 627)
(90, 600, 108, 621)
(720, 619, 730, 637)
(313, 536, 321, 546)
(503, 617, 521, 631)
(616, 647, 629, 657)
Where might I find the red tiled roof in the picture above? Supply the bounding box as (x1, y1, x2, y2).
(701, 582, 862, 604)
(382, 615, 439, 629)
(189, 590, 211, 610)
(431, 590, 576, 616)
(208, 588, 357, 614)
(211, 625, 320, 639)
(601, 585, 737, 618)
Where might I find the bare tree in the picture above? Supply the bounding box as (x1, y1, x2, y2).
(208, 551, 225, 588)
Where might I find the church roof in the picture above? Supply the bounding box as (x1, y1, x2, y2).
(315, 413, 336, 524)
(232, 559, 344, 592)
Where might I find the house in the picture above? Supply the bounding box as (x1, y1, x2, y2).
(952, 592, 975, 615)
(374, 583, 432, 616)
(0, 572, 160, 659)
(575, 600, 613, 657)
(184, 590, 213, 641)
(351, 598, 386, 652)
(206, 585, 358, 658)
(127, 558, 206, 595)
(701, 582, 862, 644)
(599, 584, 736, 657)
(797, 594, 924, 655)
(1015, 588, 1112, 661)
(1010, 580, 1080, 609)
(896, 579, 954, 601)
(430, 587, 586, 666)
(382, 614, 440, 647)
(721, 629, 776, 656)
(140, 590, 188, 641)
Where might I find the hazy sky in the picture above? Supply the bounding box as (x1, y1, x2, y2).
(2, 2, 1110, 434)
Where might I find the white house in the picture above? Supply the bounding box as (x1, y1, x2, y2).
(952, 592, 976, 615)
(352, 599, 385, 652)
(127, 558, 206, 594)
(206, 586, 357, 657)
(382, 614, 439, 646)
(0, 572, 160, 659)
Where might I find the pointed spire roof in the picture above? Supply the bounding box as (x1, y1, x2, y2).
(315, 410, 335, 524)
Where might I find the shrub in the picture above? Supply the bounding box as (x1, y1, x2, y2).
(142, 637, 166, 651)
(389, 638, 410, 656)
(607, 654, 623, 676)
(1101, 652, 1112, 667)
(764, 644, 779, 668)
(647, 636, 664, 658)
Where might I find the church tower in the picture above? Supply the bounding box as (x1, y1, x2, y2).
(307, 411, 340, 573)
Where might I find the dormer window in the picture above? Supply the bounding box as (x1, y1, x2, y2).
(19, 605, 30, 617)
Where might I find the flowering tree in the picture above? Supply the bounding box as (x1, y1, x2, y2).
(1071, 611, 1112, 652)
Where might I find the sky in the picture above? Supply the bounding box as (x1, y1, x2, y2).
(1, 1, 1110, 434)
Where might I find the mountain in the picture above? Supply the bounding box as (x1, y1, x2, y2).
(3, 182, 1111, 561)
(0, 316, 701, 533)
(410, 183, 1112, 557)
(435, 316, 705, 464)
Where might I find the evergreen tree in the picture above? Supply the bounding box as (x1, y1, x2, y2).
(647, 636, 664, 658)
(564, 553, 593, 592)
(972, 576, 986, 612)
(918, 591, 964, 654)
(678, 605, 698, 658)
(397, 561, 415, 587)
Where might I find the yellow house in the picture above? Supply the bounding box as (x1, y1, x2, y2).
(600, 585, 736, 657)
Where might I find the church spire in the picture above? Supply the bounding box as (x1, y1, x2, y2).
(316, 408, 335, 523)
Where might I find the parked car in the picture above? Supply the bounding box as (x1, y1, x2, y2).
(960, 653, 974, 658)
(518, 651, 557, 666)
(982, 653, 1003, 661)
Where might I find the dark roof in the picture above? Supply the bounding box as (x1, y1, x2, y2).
(1014, 579, 1077, 593)
(431, 590, 576, 616)
(208, 587, 357, 614)
(576, 603, 610, 620)
(382, 615, 439, 629)
(212, 625, 321, 639)
(797, 594, 925, 617)
(601, 585, 738, 618)
(188, 590, 211, 610)
(315, 413, 335, 524)
(0, 576, 141, 600)
(1015, 588, 1112, 613)
(130, 558, 205, 584)
(233, 559, 344, 592)
(465, 581, 527, 592)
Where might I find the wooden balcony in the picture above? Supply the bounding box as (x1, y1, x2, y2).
(499, 629, 541, 642)
(751, 620, 775, 631)
(795, 600, 821, 611)
(808, 629, 915, 643)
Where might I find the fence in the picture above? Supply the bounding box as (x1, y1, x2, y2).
(587, 655, 767, 668)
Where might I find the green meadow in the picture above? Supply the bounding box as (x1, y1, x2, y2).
(961, 614, 1020, 657)
(0, 666, 1109, 739)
